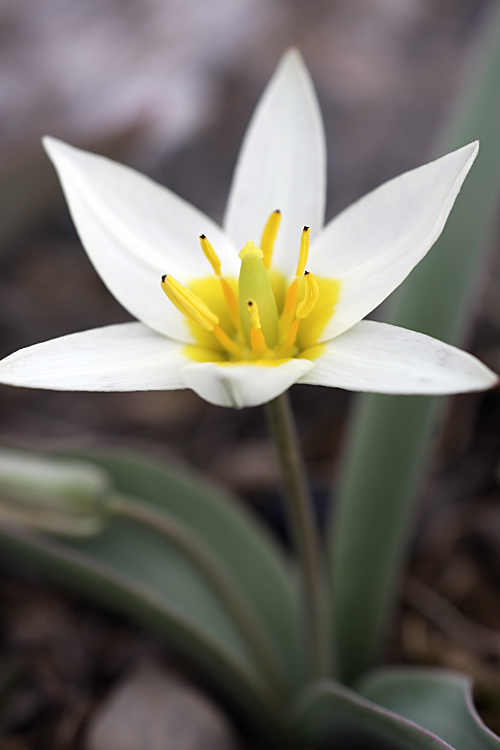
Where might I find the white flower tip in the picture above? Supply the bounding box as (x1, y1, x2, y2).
(42, 135, 82, 171)
(42, 134, 65, 157)
(464, 139, 479, 161)
(279, 47, 305, 68)
(461, 356, 498, 393)
(273, 47, 312, 89)
(485, 368, 499, 390)
(453, 140, 479, 170)
(434, 141, 479, 185)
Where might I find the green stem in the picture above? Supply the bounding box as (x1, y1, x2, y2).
(265, 392, 329, 679)
(109, 492, 288, 700)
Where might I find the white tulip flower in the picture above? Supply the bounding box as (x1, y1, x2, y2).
(0, 50, 496, 408)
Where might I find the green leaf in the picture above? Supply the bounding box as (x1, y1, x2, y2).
(357, 668, 500, 750)
(0, 445, 305, 741)
(60, 447, 303, 689)
(294, 678, 453, 750)
(0, 523, 288, 745)
(329, 2, 500, 685)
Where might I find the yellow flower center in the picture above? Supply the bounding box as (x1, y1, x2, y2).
(161, 212, 341, 365)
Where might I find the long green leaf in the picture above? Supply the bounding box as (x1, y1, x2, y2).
(294, 679, 453, 750)
(0, 523, 289, 746)
(357, 668, 500, 750)
(329, 2, 500, 684)
(59, 448, 304, 689)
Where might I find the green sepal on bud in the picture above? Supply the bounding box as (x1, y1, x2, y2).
(0, 450, 112, 536)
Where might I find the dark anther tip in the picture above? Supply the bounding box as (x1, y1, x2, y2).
(199, 234, 206, 239)
(275, 209, 281, 214)
(303, 225, 309, 232)
(161, 274, 167, 282)
(247, 300, 254, 306)
(304, 270, 310, 275)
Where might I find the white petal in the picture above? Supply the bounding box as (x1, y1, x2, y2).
(308, 143, 478, 341)
(223, 50, 326, 275)
(299, 320, 498, 395)
(0, 323, 191, 391)
(43, 137, 239, 343)
(179, 358, 314, 409)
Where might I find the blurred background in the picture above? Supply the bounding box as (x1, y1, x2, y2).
(0, 0, 500, 747)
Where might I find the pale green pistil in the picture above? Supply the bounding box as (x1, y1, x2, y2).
(238, 242, 279, 348)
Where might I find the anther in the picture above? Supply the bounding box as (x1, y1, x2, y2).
(199, 235, 240, 331)
(247, 300, 261, 329)
(260, 210, 282, 270)
(161, 275, 219, 331)
(199, 234, 222, 277)
(296, 271, 319, 319)
(295, 226, 310, 278)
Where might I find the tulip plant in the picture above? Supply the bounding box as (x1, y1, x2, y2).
(0, 49, 498, 750)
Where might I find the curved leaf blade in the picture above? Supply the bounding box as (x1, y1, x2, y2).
(0, 522, 288, 745)
(58, 447, 304, 688)
(357, 668, 500, 750)
(329, 2, 500, 685)
(294, 679, 453, 750)
(72, 517, 260, 662)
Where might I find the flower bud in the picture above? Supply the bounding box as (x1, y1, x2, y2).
(0, 450, 111, 536)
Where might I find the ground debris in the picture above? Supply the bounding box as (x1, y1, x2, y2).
(85, 661, 237, 750)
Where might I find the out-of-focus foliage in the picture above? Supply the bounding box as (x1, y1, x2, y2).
(330, 1, 500, 686)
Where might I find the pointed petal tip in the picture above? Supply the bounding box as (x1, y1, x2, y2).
(275, 47, 312, 85)
(464, 360, 498, 393)
(449, 140, 479, 171)
(485, 369, 499, 390)
(279, 47, 306, 68)
(42, 134, 58, 162)
(42, 135, 80, 167)
(267, 48, 313, 96)
(433, 141, 479, 177)
(463, 139, 479, 161)
(42, 134, 65, 154)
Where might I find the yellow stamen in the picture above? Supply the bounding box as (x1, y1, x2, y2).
(220, 278, 241, 331)
(247, 299, 261, 329)
(199, 234, 221, 276)
(161, 275, 219, 331)
(260, 210, 281, 270)
(251, 328, 269, 358)
(295, 226, 310, 278)
(247, 300, 269, 358)
(279, 278, 298, 338)
(239, 241, 264, 260)
(213, 325, 244, 358)
(296, 271, 319, 319)
(277, 318, 300, 358)
(199, 235, 240, 331)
